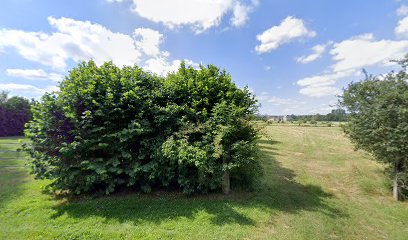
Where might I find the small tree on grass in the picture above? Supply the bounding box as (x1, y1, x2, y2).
(340, 57, 408, 201)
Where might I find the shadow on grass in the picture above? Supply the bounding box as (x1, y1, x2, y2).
(50, 136, 347, 226)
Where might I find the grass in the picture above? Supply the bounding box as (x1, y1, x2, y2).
(1, 126, 408, 239)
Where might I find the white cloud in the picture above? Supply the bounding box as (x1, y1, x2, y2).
(299, 86, 341, 98)
(297, 70, 355, 88)
(0, 83, 58, 96)
(144, 57, 198, 76)
(255, 16, 316, 54)
(231, 2, 250, 27)
(131, 0, 257, 33)
(297, 32, 408, 97)
(296, 42, 331, 64)
(397, 5, 408, 16)
(0, 16, 198, 77)
(330, 33, 408, 72)
(6, 69, 63, 81)
(296, 70, 355, 97)
(231, 0, 259, 27)
(134, 28, 163, 57)
(395, 16, 408, 37)
(0, 17, 142, 70)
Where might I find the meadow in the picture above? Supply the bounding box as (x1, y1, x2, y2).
(1, 125, 407, 239)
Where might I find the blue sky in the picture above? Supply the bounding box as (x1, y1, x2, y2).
(1, 0, 408, 114)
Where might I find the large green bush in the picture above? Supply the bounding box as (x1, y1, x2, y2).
(24, 61, 260, 195)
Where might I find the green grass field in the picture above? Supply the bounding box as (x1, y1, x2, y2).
(1, 126, 407, 239)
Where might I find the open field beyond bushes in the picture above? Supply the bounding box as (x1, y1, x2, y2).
(0, 126, 407, 239)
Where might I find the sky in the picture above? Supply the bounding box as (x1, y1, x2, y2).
(1, 0, 408, 115)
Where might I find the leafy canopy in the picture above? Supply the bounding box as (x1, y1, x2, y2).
(340, 58, 408, 199)
(24, 61, 260, 195)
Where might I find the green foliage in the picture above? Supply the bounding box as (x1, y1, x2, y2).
(24, 61, 260, 195)
(290, 110, 348, 123)
(0, 91, 32, 112)
(0, 91, 33, 136)
(340, 57, 408, 199)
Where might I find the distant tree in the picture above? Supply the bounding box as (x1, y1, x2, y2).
(4, 96, 30, 109)
(0, 91, 8, 104)
(340, 57, 408, 200)
(0, 91, 32, 136)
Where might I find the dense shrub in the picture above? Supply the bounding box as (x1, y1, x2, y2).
(24, 61, 260, 195)
(0, 92, 32, 137)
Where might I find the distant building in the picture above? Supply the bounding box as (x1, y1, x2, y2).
(268, 115, 293, 122)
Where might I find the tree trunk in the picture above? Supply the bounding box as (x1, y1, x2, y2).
(393, 163, 400, 201)
(222, 143, 231, 195)
(222, 171, 230, 195)
(393, 173, 399, 201)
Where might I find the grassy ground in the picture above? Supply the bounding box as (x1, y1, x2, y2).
(1, 126, 407, 239)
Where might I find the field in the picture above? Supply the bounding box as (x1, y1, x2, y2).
(1, 126, 407, 239)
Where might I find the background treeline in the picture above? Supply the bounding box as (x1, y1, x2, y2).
(24, 61, 260, 195)
(256, 109, 349, 122)
(0, 91, 32, 137)
(290, 109, 349, 122)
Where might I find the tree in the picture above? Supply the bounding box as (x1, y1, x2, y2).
(340, 58, 408, 200)
(0, 91, 32, 136)
(0, 91, 8, 104)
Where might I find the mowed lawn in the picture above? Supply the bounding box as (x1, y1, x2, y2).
(1, 126, 407, 240)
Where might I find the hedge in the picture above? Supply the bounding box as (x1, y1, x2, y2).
(24, 61, 261, 195)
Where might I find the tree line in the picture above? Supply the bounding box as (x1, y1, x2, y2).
(256, 109, 349, 123)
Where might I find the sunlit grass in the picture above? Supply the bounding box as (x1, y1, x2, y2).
(1, 127, 407, 239)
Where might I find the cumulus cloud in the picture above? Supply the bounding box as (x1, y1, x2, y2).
(131, 0, 258, 33)
(255, 16, 316, 54)
(6, 69, 63, 81)
(297, 33, 408, 97)
(0, 16, 198, 77)
(296, 42, 331, 64)
(330, 33, 408, 72)
(0, 17, 142, 70)
(231, 0, 259, 27)
(134, 28, 163, 57)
